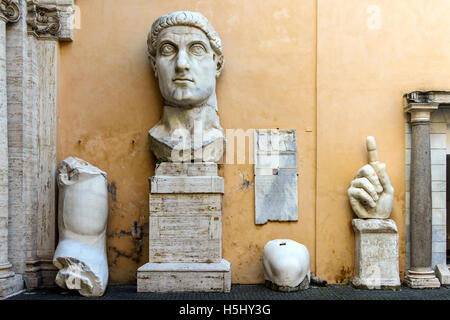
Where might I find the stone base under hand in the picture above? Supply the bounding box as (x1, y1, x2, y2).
(350, 276, 400, 290)
(0, 274, 24, 299)
(137, 259, 231, 293)
(404, 269, 440, 289)
(351, 219, 401, 290)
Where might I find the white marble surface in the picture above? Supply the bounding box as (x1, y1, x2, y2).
(348, 136, 394, 219)
(263, 239, 310, 291)
(53, 157, 108, 297)
(254, 129, 298, 225)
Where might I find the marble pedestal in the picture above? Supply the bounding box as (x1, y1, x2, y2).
(350, 219, 401, 290)
(137, 162, 231, 293)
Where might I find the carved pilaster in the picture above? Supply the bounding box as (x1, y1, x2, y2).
(0, 0, 20, 23)
(26, 0, 73, 41)
(23, 0, 73, 287)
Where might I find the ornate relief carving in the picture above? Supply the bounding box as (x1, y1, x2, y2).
(27, 2, 61, 38)
(26, 0, 73, 41)
(0, 0, 20, 23)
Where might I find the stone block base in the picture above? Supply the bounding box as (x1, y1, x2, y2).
(350, 277, 400, 290)
(404, 270, 441, 289)
(435, 264, 450, 285)
(351, 219, 401, 290)
(137, 259, 231, 293)
(0, 275, 24, 299)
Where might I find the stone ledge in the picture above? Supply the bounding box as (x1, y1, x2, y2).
(352, 218, 398, 234)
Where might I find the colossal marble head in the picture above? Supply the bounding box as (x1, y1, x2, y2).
(147, 12, 226, 163)
(148, 11, 224, 108)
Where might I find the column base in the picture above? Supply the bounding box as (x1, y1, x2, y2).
(350, 276, 400, 290)
(24, 260, 42, 289)
(24, 260, 58, 289)
(137, 259, 231, 293)
(0, 274, 24, 299)
(403, 269, 440, 289)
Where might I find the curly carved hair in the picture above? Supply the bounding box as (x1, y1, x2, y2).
(147, 11, 224, 72)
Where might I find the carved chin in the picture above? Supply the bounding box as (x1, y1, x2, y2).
(168, 88, 210, 106)
(173, 88, 188, 102)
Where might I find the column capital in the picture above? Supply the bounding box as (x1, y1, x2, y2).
(404, 103, 439, 123)
(26, 0, 73, 41)
(404, 90, 450, 104)
(0, 0, 20, 23)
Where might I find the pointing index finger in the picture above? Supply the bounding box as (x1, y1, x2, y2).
(366, 136, 380, 164)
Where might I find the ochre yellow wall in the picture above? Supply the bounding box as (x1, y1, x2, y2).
(57, 0, 450, 284)
(316, 0, 450, 283)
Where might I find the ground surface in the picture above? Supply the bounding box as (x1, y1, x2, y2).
(7, 284, 450, 300)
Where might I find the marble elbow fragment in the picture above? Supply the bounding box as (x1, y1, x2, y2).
(53, 157, 109, 297)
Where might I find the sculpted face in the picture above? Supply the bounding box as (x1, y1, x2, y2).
(155, 26, 219, 107)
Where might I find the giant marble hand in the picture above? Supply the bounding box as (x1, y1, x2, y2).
(348, 137, 394, 219)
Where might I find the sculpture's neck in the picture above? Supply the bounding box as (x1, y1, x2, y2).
(161, 93, 220, 134)
(161, 104, 220, 135)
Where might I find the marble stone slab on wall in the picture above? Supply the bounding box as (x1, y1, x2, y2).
(254, 129, 298, 225)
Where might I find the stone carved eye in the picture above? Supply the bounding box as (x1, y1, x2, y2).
(189, 43, 207, 56)
(160, 43, 176, 56)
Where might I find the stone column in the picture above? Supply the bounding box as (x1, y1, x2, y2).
(404, 103, 441, 288)
(0, 0, 24, 298)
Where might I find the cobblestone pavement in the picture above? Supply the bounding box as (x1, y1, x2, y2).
(7, 284, 450, 300)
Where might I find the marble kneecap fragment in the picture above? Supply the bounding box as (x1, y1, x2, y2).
(53, 157, 109, 297)
(263, 239, 311, 291)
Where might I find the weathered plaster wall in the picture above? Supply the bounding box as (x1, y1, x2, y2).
(57, 0, 450, 285)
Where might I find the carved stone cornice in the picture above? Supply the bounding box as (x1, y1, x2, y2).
(0, 0, 20, 23)
(404, 90, 450, 105)
(26, 0, 73, 41)
(404, 90, 450, 122)
(27, 2, 60, 38)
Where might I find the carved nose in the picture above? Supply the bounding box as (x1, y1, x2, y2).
(175, 50, 190, 72)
